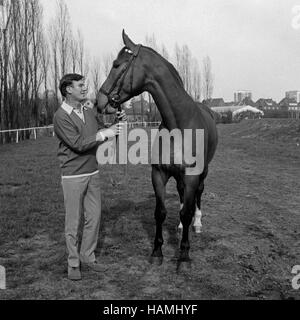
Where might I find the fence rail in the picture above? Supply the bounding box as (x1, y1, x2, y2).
(0, 125, 55, 143)
(0, 122, 161, 144)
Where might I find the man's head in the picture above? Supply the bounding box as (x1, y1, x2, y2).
(59, 74, 88, 102)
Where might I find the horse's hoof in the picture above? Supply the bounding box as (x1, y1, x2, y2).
(176, 258, 192, 274)
(193, 226, 202, 234)
(149, 255, 164, 266)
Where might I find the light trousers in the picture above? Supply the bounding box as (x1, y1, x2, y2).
(61, 173, 101, 267)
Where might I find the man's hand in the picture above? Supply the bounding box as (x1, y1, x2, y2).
(116, 110, 128, 122)
(96, 123, 125, 141)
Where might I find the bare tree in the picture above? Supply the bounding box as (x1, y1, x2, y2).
(202, 55, 214, 101)
(56, 0, 71, 77)
(182, 45, 192, 94)
(0, 0, 12, 142)
(174, 43, 182, 76)
(70, 34, 79, 73)
(103, 52, 114, 77)
(145, 33, 158, 51)
(30, 0, 44, 126)
(77, 29, 85, 75)
(0, 0, 95, 143)
(191, 58, 201, 102)
(161, 44, 169, 60)
(48, 21, 60, 106)
(0, 0, 48, 142)
(91, 56, 101, 96)
(83, 51, 90, 78)
(174, 44, 193, 95)
(10, 0, 21, 130)
(40, 32, 51, 123)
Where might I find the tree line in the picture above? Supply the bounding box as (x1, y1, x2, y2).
(0, 0, 214, 144)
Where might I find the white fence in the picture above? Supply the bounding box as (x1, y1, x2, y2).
(0, 122, 161, 144)
(126, 121, 161, 129)
(0, 125, 55, 143)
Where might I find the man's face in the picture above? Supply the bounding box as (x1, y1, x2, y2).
(67, 79, 88, 102)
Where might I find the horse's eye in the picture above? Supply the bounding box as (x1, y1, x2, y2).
(125, 48, 133, 54)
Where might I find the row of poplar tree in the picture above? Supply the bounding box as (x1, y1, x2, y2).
(0, 0, 213, 143)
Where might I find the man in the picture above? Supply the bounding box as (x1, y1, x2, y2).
(53, 73, 126, 281)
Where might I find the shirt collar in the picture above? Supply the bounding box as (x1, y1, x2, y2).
(61, 101, 87, 115)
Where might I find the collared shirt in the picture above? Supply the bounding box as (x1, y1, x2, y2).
(61, 101, 86, 123)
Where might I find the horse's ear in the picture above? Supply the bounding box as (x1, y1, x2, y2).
(122, 29, 136, 51)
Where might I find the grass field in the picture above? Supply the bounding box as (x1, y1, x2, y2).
(0, 119, 299, 300)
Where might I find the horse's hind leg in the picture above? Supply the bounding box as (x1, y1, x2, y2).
(179, 175, 199, 263)
(175, 176, 184, 231)
(193, 181, 204, 233)
(193, 168, 208, 234)
(150, 166, 169, 265)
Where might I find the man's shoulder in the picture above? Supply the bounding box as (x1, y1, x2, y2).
(54, 107, 68, 120)
(53, 107, 71, 128)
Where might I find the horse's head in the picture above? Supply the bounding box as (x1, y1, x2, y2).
(97, 30, 145, 112)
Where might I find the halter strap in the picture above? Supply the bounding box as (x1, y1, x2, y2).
(100, 45, 142, 102)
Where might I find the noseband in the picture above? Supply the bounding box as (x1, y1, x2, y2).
(100, 45, 142, 108)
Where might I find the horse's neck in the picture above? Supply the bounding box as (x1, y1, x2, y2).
(144, 55, 195, 130)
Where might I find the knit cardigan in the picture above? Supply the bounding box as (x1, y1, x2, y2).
(53, 107, 103, 176)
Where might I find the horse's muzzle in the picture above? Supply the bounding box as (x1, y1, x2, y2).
(96, 91, 109, 112)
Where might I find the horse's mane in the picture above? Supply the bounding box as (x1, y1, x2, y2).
(145, 47, 184, 88)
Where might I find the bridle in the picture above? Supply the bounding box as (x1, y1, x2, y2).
(98, 45, 142, 187)
(99, 44, 142, 111)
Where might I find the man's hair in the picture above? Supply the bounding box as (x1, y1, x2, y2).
(59, 74, 84, 98)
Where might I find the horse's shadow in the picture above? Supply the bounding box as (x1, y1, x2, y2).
(96, 195, 181, 261)
(95, 198, 135, 254)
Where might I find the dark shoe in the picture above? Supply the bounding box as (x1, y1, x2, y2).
(68, 266, 81, 281)
(82, 261, 107, 272)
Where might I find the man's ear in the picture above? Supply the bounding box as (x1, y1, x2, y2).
(66, 85, 73, 95)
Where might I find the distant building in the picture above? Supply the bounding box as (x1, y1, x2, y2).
(211, 103, 263, 123)
(125, 97, 153, 122)
(256, 98, 279, 111)
(211, 105, 244, 114)
(204, 98, 225, 108)
(238, 97, 256, 107)
(279, 97, 300, 119)
(234, 90, 252, 104)
(285, 91, 300, 103)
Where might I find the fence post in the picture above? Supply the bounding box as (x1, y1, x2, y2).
(34, 129, 37, 140)
(16, 130, 19, 143)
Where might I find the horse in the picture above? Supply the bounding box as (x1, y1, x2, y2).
(97, 30, 218, 268)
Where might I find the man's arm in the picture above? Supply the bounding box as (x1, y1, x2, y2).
(54, 114, 101, 154)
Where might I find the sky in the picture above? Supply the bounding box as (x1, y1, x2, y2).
(39, 0, 300, 102)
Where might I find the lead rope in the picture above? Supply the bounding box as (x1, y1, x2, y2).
(108, 104, 128, 187)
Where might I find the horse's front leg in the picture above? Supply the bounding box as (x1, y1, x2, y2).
(150, 166, 169, 265)
(178, 175, 199, 264)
